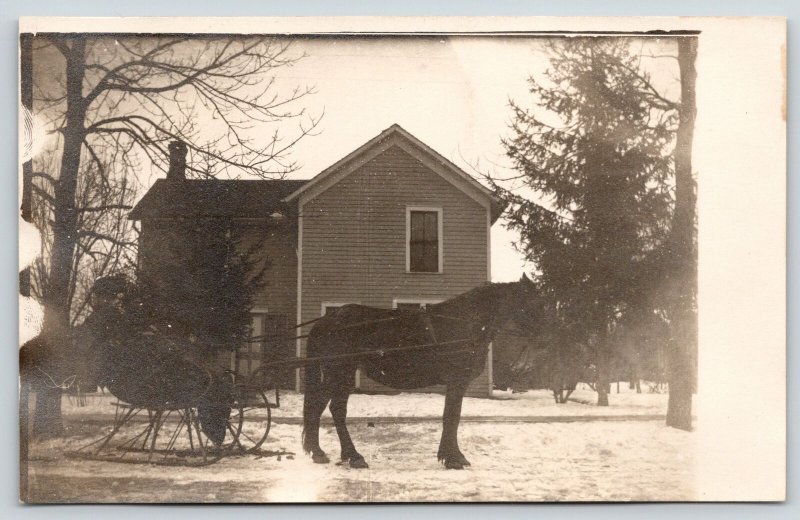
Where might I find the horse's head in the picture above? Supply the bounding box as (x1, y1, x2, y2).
(494, 273, 544, 331)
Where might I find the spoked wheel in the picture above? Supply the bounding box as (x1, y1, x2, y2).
(225, 387, 271, 454)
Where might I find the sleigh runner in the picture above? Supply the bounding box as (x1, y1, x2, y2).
(66, 361, 276, 467)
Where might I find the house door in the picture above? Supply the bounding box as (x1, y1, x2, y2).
(236, 312, 294, 389)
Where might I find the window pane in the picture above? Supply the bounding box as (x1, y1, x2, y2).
(424, 212, 437, 241)
(249, 315, 263, 353)
(251, 316, 263, 336)
(410, 212, 424, 241)
(410, 243, 425, 272)
(423, 242, 438, 272)
(409, 210, 439, 272)
(263, 314, 285, 353)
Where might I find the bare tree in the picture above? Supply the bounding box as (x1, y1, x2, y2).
(30, 155, 138, 327)
(25, 35, 320, 436)
(665, 37, 698, 431)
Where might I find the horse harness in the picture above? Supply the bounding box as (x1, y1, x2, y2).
(417, 308, 482, 359)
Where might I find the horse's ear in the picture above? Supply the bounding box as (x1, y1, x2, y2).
(520, 273, 533, 285)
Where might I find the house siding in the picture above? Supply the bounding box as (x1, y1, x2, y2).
(299, 145, 491, 397)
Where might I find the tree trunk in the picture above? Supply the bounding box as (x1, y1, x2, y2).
(19, 33, 33, 499)
(666, 37, 698, 431)
(20, 33, 33, 297)
(595, 333, 610, 406)
(36, 38, 87, 438)
(32, 387, 64, 438)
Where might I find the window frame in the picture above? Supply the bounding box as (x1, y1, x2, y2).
(237, 308, 283, 376)
(405, 206, 443, 274)
(320, 301, 360, 317)
(392, 298, 444, 310)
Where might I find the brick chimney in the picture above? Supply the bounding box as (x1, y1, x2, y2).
(166, 140, 188, 180)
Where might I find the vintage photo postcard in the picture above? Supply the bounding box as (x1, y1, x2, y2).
(18, 16, 786, 503)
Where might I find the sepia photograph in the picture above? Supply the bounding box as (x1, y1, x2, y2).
(17, 16, 786, 503)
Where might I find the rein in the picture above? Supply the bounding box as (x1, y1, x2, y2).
(246, 310, 478, 344)
(226, 307, 534, 350)
(249, 308, 490, 370)
(254, 336, 477, 370)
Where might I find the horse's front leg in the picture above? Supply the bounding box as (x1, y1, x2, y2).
(437, 383, 470, 469)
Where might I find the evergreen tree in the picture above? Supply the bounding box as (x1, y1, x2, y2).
(493, 38, 678, 406)
(139, 218, 267, 356)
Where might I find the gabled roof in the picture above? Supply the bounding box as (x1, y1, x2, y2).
(128, 179, 307, 220)
(283, 124, 504, 223)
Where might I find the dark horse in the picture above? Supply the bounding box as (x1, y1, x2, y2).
(302, 274, 540, 469)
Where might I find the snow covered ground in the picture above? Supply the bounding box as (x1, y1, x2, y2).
(60, 383, 669, 419)
(25, 386, 696, 503)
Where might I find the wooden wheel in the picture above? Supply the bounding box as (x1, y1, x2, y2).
(226, 387, 271, 453)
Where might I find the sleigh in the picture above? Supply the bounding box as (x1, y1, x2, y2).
(66, 333, 277, 467)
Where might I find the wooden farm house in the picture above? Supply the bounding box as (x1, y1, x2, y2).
(129, 125, 503, 397)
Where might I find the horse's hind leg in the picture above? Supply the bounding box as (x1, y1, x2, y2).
(304, 396, 331, 463)
(302, 364, 331, 464)
(329, 367, 367, 469)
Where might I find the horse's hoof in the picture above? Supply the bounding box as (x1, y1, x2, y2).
(439, 451, 470, 469)
(444, 459, 465, 470)
(349, 456, 369, 469)
(312, 452, 330, 464)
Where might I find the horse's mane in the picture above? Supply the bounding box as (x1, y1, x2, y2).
(432, 281, 518, 315)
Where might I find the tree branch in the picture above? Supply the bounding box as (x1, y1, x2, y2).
(76, 204, 133, 213)
(77, 230, 136, 248)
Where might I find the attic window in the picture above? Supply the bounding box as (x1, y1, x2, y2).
(406, 207, 442, 273)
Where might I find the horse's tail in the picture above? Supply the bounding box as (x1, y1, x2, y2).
(301, 352, 323, 455)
